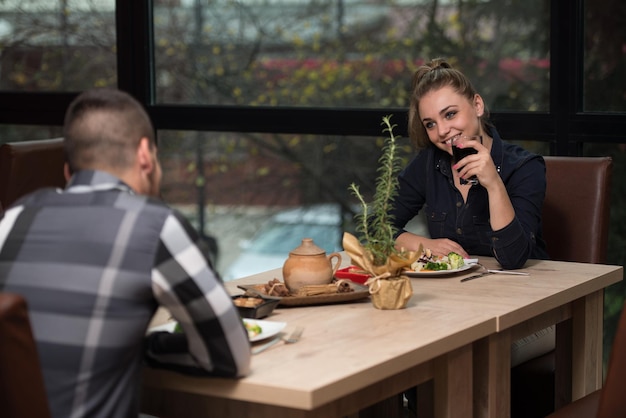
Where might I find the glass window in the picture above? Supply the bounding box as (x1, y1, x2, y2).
(0, 0, 117, 92)
(583, 0, 626, 112)
(157, 131, 546, 280)
(157, 127, 416, 278)
(153, 0, 550, 112)
(0, 125, 63, 144)
(509, 140, 549, 156)
(583, 141, 626, 370)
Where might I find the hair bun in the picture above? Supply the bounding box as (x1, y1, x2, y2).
(430, 58, 452, 70)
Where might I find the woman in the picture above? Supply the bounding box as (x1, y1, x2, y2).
(392, 58, 549, 269)
(396, 59, 553, 417)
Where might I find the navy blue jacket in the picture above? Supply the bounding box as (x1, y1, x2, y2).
(391, 129, 549, 269)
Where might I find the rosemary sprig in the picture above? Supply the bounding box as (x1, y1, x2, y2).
(349, 115, 403, 266)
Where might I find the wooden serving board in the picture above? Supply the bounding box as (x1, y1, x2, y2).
(237, 282, 370, 307)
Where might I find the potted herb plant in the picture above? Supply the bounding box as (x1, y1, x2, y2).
(343, 115, 422, 310)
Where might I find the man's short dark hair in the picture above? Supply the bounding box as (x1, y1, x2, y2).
(63, 88, 155, 173)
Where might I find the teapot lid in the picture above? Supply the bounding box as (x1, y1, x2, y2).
(290, 238, 325, 255)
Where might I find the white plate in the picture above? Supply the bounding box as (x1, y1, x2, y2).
(244, 318, 287, 342)
(405, 261, 479, 277)
(148, 319, 286, 342)
(147, 322, 178, 334)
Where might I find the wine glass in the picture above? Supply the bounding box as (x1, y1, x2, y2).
(451, 135, 483, 185)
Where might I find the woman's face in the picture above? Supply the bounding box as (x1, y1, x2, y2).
(418, 85, 484, 155)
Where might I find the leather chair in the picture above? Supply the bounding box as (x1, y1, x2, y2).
(511, 156, 613, 418)
(0, 138, 66, 211)
(0, 293, 51, 418)
(542, 156, 613, 264)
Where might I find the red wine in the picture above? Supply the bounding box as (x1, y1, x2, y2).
(452, 140, 479, 185)
(452, 145, 477, 164)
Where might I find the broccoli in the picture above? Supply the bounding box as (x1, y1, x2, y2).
(244, 321, 262, 338)
(447, 252, 464, 270)
(425, 261, 449, 271)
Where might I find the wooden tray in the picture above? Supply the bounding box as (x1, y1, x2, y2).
(237, 282, 370, 307)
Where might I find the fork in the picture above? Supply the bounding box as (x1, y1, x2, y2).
(252, 327, 304, 354)
(460, 271, 494, 282)
(282, 326, 304, 344)
(461, 264, 529, 282)
(474, 263, 530, 276)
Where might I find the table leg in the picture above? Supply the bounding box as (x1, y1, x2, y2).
(433, 343, 473, 418)
(570, 291, 604, 400)
(473, 330, 511, 418)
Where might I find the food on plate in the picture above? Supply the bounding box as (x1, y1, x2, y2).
(447, 252, 464, 270)
(233, 296, 264, 308)
(335, 279, 353, 293)
(244, 320, 262, 339)
(262, 277, 355, 297)
(410, 250, 465, 272)
(295, 279, 354, 296)
(263, 278, 291, 297)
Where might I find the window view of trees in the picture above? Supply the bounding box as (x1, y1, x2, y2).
(151, 0, 551, 274)
(0, 0, 116, 92)
(582, 0, 626, 364)
(154, 0, 550, 111)
(583, 0, 626, 112)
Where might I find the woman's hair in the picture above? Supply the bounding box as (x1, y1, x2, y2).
(408, 58, 491, 149)
(63, 88, 155, 174)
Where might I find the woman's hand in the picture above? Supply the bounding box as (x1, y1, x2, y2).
(395, 232, 469, 258)
(454, 136, 516, 231)
(453, 137, 500, 188)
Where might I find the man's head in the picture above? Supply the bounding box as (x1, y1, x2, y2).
(63, 88, 162, 196)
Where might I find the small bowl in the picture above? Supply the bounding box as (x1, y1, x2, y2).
(232, 295, 280, 319)
(334, 266, 371, 285)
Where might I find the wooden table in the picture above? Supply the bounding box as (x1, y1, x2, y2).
(409, 257, 623, 418)
(140, 257, 622, 418)
(141, 266, 496, 418)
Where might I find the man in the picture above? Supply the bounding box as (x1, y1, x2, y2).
(0, 88, 251, 418)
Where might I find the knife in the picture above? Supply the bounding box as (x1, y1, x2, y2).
(460, 272, 494, 282)
(461, 269, 530, 283)
(486, 269, 530, 276)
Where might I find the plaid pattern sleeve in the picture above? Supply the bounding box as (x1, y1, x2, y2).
(147, 210, 251, 377)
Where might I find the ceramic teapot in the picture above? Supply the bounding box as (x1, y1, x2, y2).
(282, 238, 342, 293)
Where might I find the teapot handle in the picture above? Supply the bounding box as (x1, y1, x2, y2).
(327, 252, 342, 275)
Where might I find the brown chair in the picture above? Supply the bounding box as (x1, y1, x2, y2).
(542, 156, 613, 264)
(0, 138, 66, 211)
(0, 292, 51, 418)
(511, 156, 614, 418)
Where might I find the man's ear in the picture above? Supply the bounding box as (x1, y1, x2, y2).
(136, 137, 154, 174)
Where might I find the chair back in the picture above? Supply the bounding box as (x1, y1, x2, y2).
(0, 293, 51, 418)
(0, 138, 66, 211)
(542, 156, 613, 263)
